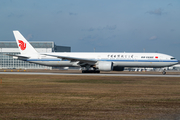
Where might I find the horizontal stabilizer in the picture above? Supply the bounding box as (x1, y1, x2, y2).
(6, 54, 30, 59)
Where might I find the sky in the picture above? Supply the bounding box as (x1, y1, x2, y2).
(0, 0, 180, 59)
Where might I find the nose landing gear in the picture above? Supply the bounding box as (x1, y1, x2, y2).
(162, 69, 166, 75)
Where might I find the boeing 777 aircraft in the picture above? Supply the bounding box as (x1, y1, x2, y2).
(8, 31, 178, 74)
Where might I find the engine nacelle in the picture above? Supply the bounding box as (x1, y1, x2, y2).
(96, 62, 113, 71)
(113, 66, 124, 71)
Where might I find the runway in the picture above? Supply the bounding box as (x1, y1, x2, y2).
(0, 72, 180, 77)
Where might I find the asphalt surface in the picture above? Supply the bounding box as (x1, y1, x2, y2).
(0, 71, 180, 77)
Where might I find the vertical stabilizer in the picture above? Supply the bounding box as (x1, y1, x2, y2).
(13, 31, 38, 55)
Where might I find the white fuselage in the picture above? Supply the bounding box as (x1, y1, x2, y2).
(24, 52, 178, 68)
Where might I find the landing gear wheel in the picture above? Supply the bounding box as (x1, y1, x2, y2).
(162, 71, 166, 75)
(96, 70, 100, 73)
(82, 70, 100, 73)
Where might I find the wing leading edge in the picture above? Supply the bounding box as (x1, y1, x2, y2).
(42, 54, 97, 64)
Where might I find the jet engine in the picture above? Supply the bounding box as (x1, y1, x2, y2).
(96, 62, 113, 71)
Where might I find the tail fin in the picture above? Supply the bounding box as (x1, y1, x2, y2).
(13, 31, 38, 55)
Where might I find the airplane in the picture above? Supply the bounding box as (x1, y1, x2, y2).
(8, 31, 178, 75)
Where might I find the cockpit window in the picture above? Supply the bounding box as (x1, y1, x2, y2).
(171, 58, 176, 60)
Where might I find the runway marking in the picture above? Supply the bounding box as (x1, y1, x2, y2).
(0, 72, 180, 77)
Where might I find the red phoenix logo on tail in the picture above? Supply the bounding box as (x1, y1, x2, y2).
(18, 40, 26, 50)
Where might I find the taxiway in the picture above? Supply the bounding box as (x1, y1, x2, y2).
(0, 72, 180, 77)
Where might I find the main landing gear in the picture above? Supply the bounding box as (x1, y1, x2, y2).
(82, 70, 100, 73)
(81, 66, 100, 73)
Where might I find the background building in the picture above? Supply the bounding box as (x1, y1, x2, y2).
(0, 41, 71, 69)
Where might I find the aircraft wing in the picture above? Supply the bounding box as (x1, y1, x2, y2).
(42, 54, 97, 64)
(6, 54, 30, 59)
